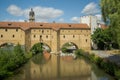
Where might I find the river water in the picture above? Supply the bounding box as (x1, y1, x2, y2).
(6, 54, 114, 80)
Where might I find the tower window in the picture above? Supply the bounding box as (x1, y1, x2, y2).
(12, 35, 15, 38)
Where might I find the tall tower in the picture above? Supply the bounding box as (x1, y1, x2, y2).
(29, 8, 35, 22)
(80, 15, 98, 34)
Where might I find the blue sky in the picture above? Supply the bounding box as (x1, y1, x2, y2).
(0, 0, 101, 23)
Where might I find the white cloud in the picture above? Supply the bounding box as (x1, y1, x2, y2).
(81, 2, 100, 15)
(58, 18, 64, 22)
(95, 14, 105, 24)
(7, 5, 64, 22)
(95, 14, 102, 21)
(71, 17, 80, 23)
(3, 19, 25, 22)
(7, 5, 23, 16)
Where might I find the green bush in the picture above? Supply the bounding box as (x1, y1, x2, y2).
(75, 49, 84, 57)
(115, 70, 120, 79)
(30, 43, 43, 54)
(0, 44, 28, 79)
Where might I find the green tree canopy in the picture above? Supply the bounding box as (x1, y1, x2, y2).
(92, 28, 113, 50)
(100, 0, 120, 48)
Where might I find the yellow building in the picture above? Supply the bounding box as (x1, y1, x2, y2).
(0, 9, 91, 52)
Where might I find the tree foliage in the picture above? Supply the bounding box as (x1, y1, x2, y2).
(30, 43, 43, 54)
(92, 28, 113, 50)
(100, 0, 120, 48)
(0, 44, 27, 79)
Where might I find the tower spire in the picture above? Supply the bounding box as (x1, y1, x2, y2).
(29, 8, 35, 22)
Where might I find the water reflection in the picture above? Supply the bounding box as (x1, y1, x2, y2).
(6, 54, 114, 80)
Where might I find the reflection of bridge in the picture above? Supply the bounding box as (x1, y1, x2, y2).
(26, 54, 92, 80)
(0, 22, 91, 52)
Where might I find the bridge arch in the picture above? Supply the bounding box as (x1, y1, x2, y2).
(31, 42, 51, 54)
(61, 42, 78, 53)
(0, 42, 16, 47)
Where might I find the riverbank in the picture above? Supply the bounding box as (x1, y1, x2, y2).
(75, 49, 120, 80)
(0, 44, 32, 80)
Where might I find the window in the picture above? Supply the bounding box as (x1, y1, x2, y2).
(86, 39, 87, 42)
(1, 35, 3, 38)
(16, 29, 18, 32)
(40, 24, 43, 26)
(8, 23, 12, 26)
(42, 30, 44, 33)
(46, 35, 48, 38)
(69, 25, 71, 27)
(5, 29, 7, 32)
(13, 35, 15, 38)
(34, 35, 36, 38)
(40, 35, 42, 38)
(73, 35, 75, 38)
(63, 35, 65, 38)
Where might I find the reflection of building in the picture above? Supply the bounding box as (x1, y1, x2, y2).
(25, 54, 91, 80)
(0, 8, 91, 52)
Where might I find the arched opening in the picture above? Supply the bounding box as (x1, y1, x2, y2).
(0, 42, 16, 51)
(30, 42, 51, 54)
(61, 42, 78, 54)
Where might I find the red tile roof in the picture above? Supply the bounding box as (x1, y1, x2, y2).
(100, 24, 108, 29)
(0, 22, 90, 31)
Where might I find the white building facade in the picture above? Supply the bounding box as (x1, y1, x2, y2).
(80, 15, 98, 34)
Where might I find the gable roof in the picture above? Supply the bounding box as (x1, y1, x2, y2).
(0, 22, 90, 31)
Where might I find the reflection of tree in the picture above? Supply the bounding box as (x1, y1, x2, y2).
(31, 54, 47, 79)
(32, 54, 47, 65)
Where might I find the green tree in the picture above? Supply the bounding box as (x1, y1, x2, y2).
(30, 43, 43, 54)
(92, 28, 112, 50)
(100, 0, 120, 48)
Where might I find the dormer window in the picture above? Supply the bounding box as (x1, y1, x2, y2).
(69, 25, 71, 27)
(8, 23, 12, 26)
(40, 24, 43, 26)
